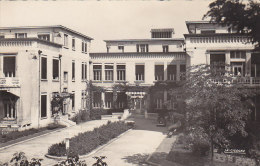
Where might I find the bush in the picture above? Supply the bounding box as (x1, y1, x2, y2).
(48, 142, 66, 157)
(47, 123, 66, 130)
(89, 109, 108, 120)
(48, 121, 132, 156)
(70, 109, 90, 124)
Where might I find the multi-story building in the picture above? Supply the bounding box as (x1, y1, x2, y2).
(185, 21, 260, 122)
(90, 28, 188, 116)
(0, 25, 92, 131)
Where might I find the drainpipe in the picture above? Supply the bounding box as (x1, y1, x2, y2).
(38, 50, 42, 129)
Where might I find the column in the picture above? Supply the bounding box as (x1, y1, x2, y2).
(246, 51, 251, 76)
(164, 62, 167, 81)
(114, 63, 117, 82)
(101, 92, 105, 108)
(225, 51, 231, 72)
(206, 52, 210, 65)
(176, 63, 180, 81)
(102, 63, 105, 81)
(163, 90, 167, 106)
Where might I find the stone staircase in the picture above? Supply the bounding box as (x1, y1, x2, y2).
(55, 114, 76, 127)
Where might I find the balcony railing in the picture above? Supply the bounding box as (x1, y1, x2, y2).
(0, 77, 20, 87)
(212, 77, 260, 86)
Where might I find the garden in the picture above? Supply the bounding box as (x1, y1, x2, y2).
(47, 121, 133, 157)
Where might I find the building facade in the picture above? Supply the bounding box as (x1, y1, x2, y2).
(90, 29, 188, 115)
(185, 21, 260, 122)
(0, 25, 92, 131)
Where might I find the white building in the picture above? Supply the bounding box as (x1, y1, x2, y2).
(90, 28, 188, 115)
(0, 25, 92, 132)
(185, 21, 260, 122)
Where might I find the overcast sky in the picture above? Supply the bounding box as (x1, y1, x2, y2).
(0, 0, 212, 52)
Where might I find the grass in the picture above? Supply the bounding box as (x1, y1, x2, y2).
(0, 123, 66, 144)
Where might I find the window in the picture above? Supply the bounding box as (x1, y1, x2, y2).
(231, 62, 245, 76)
(71, 92, 75, 111)
(64, 34, 68, 47)
(136, 44, 149, 52)
(117, 92, 127, 108)
(154, 92, 164, 109)
(72, 61, 75, 81)
(180, 64, 186, 80)
(93, 92, 101, 108)
(82, 42, 84, 52)
(81, 90, 87, 109)
(41, 94, 47, 118)
(85, 43, 87, 53)
(93, 65, 102, 81)
(167, 65, 176, 81)
(105, 92, 113, 108)
(64, 71, 68, 82)
(105, 65, 113, 81)
(3, 56, 16, 77)
(41, 57, 47, 80)
(81, 62, 87, 81)
(4, 100, 16, 119)
(163, 45, 169, 53)
(72, 38, 75, 50)
(0, 35, 4, 39)
(118, 45, 124, 52)
(38, 34, 50, 41)
(155, 65, 164, 81)
(117, 65, 126, 81)
(152, 32, 172, 38)
(210, 54, 226, 73)
(136, 65, 145, 81)
(230, 51, 246, 59)
(15, 33, 27, 38)
(52, 59, 59, 80)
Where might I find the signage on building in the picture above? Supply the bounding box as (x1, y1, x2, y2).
(0, 78, 20, 87)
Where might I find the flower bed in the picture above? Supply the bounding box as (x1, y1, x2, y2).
(0, 123, 66, 144)
(48, 121, 132, 157)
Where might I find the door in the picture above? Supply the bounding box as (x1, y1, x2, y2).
(233, 65, 243, 76)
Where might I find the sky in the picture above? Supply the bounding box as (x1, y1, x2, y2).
(0, 0, 212, 52)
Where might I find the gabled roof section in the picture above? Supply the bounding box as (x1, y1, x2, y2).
(0, 25, 93, 40)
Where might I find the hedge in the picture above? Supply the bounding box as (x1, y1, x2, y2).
(48, 121, 132, 157)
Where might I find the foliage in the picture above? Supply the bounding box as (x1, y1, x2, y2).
(0, 124, 65, 143)
(170, 64, 254, 156)
(89, 109, 108, 120)
(204, 0, 260, 48)
(0, 152, 43, 166)
(70, 109, 91, 124)
(51, 93, 73, 115)
(54, 155, 87, 166)
(48, 121, 132, 157)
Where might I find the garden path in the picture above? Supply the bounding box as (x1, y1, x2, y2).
(0, 120, 109, 164)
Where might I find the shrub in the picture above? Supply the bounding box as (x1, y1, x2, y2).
(89, 109, 108, 120)
(48, 142, 66, 157)
(48, 121, 132, 156)
(70, 109, 90, 124)
(47, 123, 66, 130)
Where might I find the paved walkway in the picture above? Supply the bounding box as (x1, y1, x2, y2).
(0, 120, 109, 164)
(0, 116, 174, 166)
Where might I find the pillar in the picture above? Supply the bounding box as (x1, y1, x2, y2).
(101, 92, 105, 108)
(102, 63, 105, 81)
(246, 51, 251, 76)
(114, 63, 117, 82)
(225, 51, 231, 72)
(164, 62, 167, 81)
(176, 63, 180, 81)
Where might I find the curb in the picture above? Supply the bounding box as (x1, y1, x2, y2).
(45, 128, 133, 161)
(0, 126, 69, 151)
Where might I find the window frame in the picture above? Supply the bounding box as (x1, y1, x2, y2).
(41, 56, 47, 80)
(52, 59, 60, 81)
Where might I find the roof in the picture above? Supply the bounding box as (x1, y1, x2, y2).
(0, 25, 93, 40)
(185, 21, 213, 25)
(184, 33, 250, 38)
(104, 38, 184, 43)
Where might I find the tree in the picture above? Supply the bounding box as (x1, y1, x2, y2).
(204, 0, 260, 48)
(171, 64, 254, 158)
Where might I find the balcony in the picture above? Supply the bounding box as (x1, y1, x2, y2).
(0, 77, 20, 87)
(212, 77, 260, 86)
